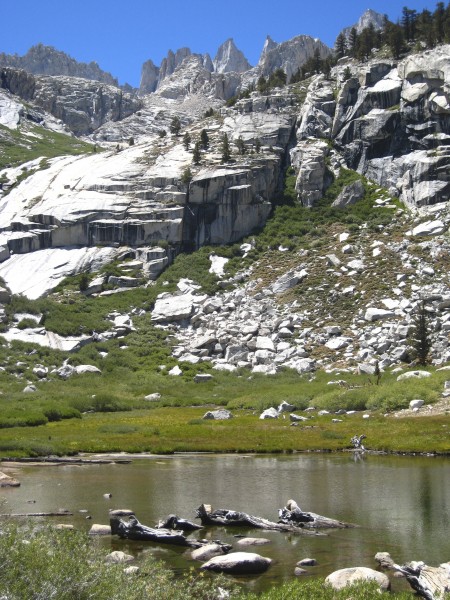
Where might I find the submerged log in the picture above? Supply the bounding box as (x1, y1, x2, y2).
(0, 510, 73, 517)
(393, 561, 450, 600)
(110, 514, 230, 551)
(196, 502, 349, 533)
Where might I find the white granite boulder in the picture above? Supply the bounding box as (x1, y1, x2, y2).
(325, 567, 390, 591)
(201, 552, 272, 574)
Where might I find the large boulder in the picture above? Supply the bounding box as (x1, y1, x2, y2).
(332, 180, 365, 208)
(325, 567, 390, 591)
(201, 552, 272, 574)
(152, 293, 196, 323)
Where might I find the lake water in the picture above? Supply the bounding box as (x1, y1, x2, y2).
(2, 453, 449, 594)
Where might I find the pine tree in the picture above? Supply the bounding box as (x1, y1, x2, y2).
(183, 132, 191, 151)
(385, 21, 405, 58)
(348, 27, 358, 57)
(257, 75, 268, 93)
(200, 129, 209, 150)
(192, 141, 201, 165)
(170, 116, 181, 136)
(411, 301, 432, 366)
(235, 136, 246, 155)
(255, 138, 262, 153)
(335, 32, 347, 59)
(221, 133, 231, 163)
(181, 166, 193, 185)
(434, 1, 446, 43)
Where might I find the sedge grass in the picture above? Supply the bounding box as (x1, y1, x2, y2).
(0, 407, 449, 458)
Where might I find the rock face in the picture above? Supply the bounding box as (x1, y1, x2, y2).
(0, 67, 142, 135)
(341, 9, 386, 39)
(0, 44, 119, 85)
(213, 39, 252, 74)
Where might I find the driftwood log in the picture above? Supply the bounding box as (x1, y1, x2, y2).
(196, 501, 351, 532)
(157, 514, 203, 531)
(279, 499, 352, 529)
(110, 514, 231, 552)
(393, 561, 450, 600)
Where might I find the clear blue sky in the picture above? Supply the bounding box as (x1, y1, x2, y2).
(1, 0, 442, 86)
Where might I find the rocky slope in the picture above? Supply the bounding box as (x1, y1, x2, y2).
(1, 29, 450, 375)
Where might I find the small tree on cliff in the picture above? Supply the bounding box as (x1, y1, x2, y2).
(192, 142, 201, 165)
(170, 116, 181, 136)
(410, 301, 432, 366)
(221, 133, 231, 163)
(183, 132, 191, 150)
(200, 129, 209, 150)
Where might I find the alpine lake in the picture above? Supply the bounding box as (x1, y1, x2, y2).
(2, 453, 450, 595)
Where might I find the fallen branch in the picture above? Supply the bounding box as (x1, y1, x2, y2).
(393, 561, 450, 600)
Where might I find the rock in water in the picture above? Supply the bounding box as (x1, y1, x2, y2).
(201, 552, 272, 574)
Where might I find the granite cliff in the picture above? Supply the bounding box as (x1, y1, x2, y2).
(1, 13, 450, 374)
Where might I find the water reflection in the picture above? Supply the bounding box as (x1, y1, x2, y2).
(2, 454, 449, 593)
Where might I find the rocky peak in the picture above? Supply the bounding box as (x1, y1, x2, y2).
(260, 36, 279, 61)
(159, 48, 192, 82)
(0, 43, 118, 86)
(342, 9, 385, 37)
(140, 58, 159, 94)
(213, 38, 252, 74)
(257, 35, 331, 80)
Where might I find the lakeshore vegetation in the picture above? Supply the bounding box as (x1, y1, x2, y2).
(0, 522, 413, 600)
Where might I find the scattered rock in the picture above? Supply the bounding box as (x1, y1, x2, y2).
(105, 551, 134, 564)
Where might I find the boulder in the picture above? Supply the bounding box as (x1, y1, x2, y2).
(412, 220, 445, 237)
(152, 293, 196, 323)
(202, 409, 233, 420)
(74, 365, 101, 375)
(22, 384, 37, 393)
(364, 308, 395, 322)
(191, 543, 228, 562)
(0, 471, 20, 487)
(409, 399, 424, 410)
(194, 374, 214, 383)
(169, 365, 183, 376)
(278, 400, 295, 413)
(236, 538, 270, 546)
(397, 371, 431, 381)
(104, 551, 134, 564)
(325, 567, 390, 591)
(33, 365, 48, 378)
(331, 180, 365, 208)
(88, 524, 112, 535)
(260, 407, 279, 419)
(144, 393, 161, 401)
(201, 551, 272, 574)
(297, 558, 317, 566)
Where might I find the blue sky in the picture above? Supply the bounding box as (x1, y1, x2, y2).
(1, 0, 441, 86)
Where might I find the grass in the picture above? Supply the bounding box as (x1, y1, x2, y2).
(0, 521, 414, 600)
(0, 123, 97, 171)
(0, 398, 449, 457)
